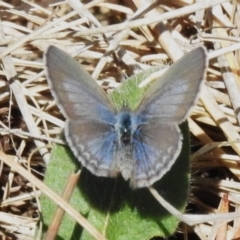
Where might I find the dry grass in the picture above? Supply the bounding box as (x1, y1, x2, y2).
(0, 0, 240, 239)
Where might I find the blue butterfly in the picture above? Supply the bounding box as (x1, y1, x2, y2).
(44, 46, 207, 188)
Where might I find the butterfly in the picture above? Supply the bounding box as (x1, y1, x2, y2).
(44, 46, 207, 188)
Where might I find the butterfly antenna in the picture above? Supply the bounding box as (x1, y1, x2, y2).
(121, 101, 130, 110)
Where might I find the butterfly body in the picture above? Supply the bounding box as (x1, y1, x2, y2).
(44, 46, 208, 188)
(114, 109, 141, 181)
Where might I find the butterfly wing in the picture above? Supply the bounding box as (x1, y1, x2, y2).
(44, 46, 117, 177)
(44, 46, 116, 123)
(131, 47, 208, 188)
(67, 121, 117, 176)
(130, 122, 182, 188)
(136, 47, 207, 123)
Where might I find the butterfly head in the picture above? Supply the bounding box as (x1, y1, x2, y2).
(115, 109, 141, 146)
(119, 112, 132, 145)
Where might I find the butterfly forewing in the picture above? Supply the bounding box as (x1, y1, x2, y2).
(137, 47, 207, 123)
(44, 46, 116, 123)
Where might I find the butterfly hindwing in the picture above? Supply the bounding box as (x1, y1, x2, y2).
(130, 122, 182, 188)
(66, 121, 118, 177)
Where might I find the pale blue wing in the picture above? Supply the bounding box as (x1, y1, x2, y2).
(44, 46, 116, 124)
(66, 121, 118, 177)
(130, 122, 182, 188)
(44, 46, 118, 176)
(136, 47, 207, 123)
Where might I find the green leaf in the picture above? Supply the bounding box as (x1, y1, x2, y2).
(41, 67, 190, 239)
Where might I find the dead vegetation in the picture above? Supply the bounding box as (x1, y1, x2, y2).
(0, 0, 240, 239)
